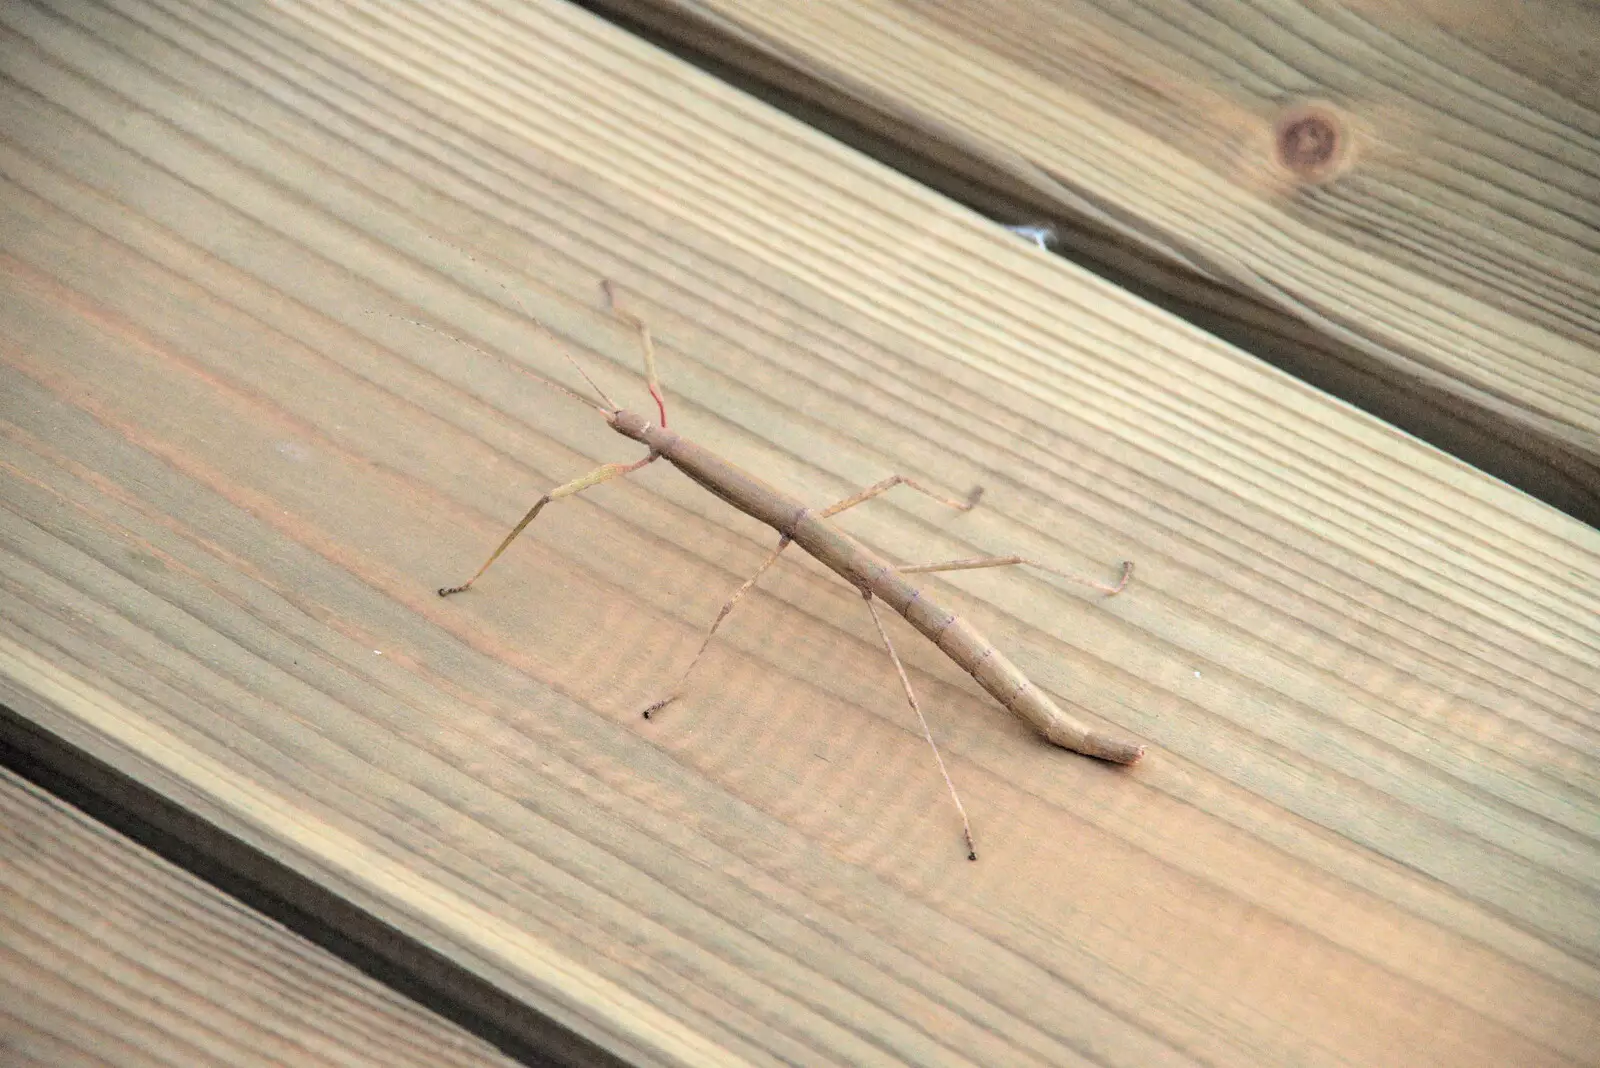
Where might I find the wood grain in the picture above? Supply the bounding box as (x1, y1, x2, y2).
(0, 765, 528, 1068)
(581, 0, 1600, 522)
(0, 0, 1596, 1064)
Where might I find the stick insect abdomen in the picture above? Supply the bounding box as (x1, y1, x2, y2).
(858, 546, 1144, 764)
(612, 409, 1143, 764)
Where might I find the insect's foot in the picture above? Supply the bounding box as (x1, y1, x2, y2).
(963, 485, 985, 511)
(438, 582, 471, 597)
(641, 694, 679, 719)
(1101, 560, 1135, 597)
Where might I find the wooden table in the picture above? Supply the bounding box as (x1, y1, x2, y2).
(1, 0, 1595, 1064)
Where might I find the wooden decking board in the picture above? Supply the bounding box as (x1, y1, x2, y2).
(0, 762, 543, 1068)
(575, 0, 1600, 523)
(0, 0, 1596, 1064)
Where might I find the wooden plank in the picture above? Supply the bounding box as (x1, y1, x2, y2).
(0, 0, 1595, 1065)
(580, 0, 1600, 522)
(0, 764, 529, 1068)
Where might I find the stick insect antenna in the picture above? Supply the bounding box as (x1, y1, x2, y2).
(601, 280, 669, 427)
(558, 348, 620, 414)
(388, 315, 614, 416)
(415, 237, 622, 415)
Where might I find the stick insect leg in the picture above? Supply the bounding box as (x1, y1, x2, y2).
(898, 556, 1134, 597)
(821, 474, 1130, 595)
(641, 536, 793, 719)
(863, 592, 977, 861)
(819, 474, 982, 518)
(601, 280, 668, 428)
(640, 469, 977, 719)
(438, 454, 657, 597)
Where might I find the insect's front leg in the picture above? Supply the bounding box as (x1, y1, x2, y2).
(438, 453, 657, 597)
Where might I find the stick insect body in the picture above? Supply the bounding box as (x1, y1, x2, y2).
(437, 284, 1144, 859)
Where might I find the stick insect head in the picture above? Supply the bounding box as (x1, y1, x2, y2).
(607, 408, 656, 445)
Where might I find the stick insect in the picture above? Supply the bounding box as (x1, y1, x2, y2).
(436, 283, 1144, 860)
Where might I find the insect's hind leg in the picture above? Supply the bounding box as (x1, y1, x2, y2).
(821, 473, 1130, 595)
(898, 556, 1133, 597)
(828, 476, 985, 859)
(862, 592, 977, 861)
(438, 454, 656, 596)
(640, 536, 792, 719)
(819, 475, 982, 518)
(640, 475, 974, 719)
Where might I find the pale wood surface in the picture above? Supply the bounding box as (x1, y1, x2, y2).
(0, 0, 1597, 1065)
(584, 0, 1600, 521)
(0, 766, 526, 1068)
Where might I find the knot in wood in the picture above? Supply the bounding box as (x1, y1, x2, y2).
(1273, 102, 1350, 184)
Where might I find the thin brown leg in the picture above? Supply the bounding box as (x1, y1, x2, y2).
(818, 474, 1130, 596)
(899, 556, 1133, 596)
(639, 473, 975, 719)
(819, 474, 982, 518)
(641, 536, 792, 718)
(439, 454, 656, 596)
(601, 280, 668, 428)
(863, 592, 977, 861)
